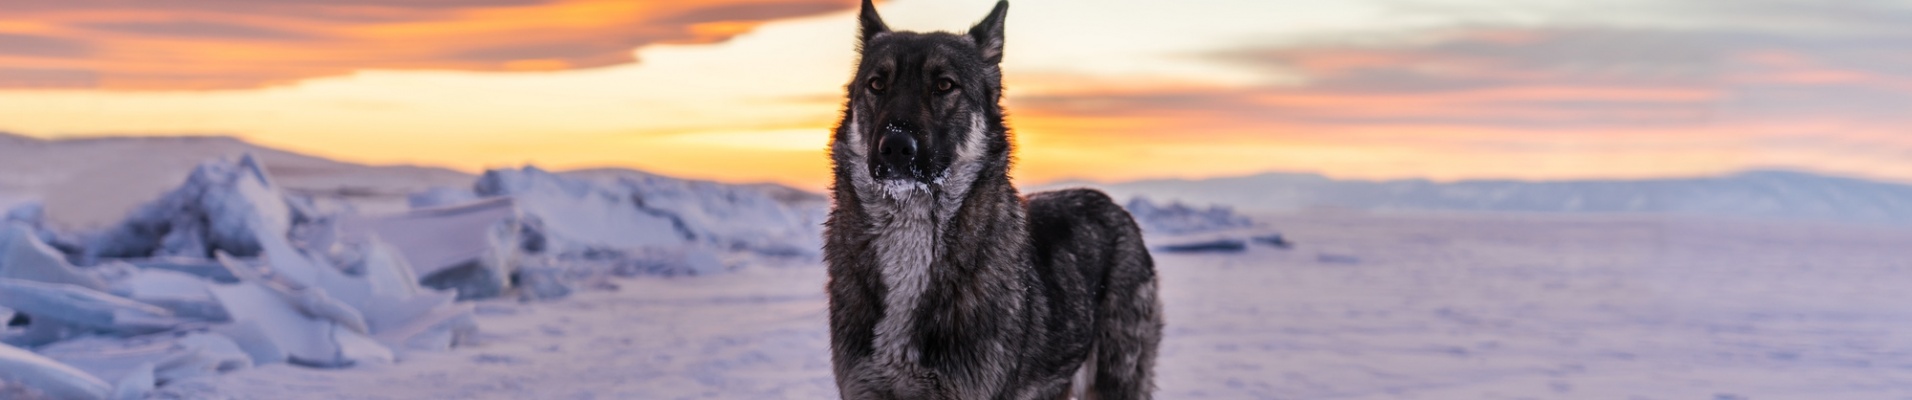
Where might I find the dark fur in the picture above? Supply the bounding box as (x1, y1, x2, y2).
(823, 1, 1162, 399)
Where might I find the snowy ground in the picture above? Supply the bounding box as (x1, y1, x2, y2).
(148, 211, 1912, 399)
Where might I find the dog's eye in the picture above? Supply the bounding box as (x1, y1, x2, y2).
(867, 77, 886, 92)
(935, 79, 956, 93)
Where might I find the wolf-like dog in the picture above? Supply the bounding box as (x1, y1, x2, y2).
(823, 1, 1163, 399)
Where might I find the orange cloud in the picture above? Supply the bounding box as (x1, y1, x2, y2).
(0, 0, 855, 89)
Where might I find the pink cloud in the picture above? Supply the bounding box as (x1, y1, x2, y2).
(0, 0, 855, 89)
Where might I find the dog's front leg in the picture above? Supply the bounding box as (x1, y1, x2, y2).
(835, 361, 955, 400)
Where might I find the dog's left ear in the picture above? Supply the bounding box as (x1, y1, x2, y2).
(859, 0, 889, 46)
(967, 0, 1008, 64)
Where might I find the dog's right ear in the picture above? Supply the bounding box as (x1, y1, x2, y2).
(858, 0, 889, 46)
(968, 0, 1008, 64)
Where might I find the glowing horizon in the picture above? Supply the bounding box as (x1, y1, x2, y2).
(3, 0, 1911, 190)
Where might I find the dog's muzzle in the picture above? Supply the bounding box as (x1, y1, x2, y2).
(873, 124, 920, 181)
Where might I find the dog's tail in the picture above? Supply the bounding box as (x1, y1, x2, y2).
(1087, 206, 1163, 400)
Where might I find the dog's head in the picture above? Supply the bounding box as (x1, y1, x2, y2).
(832, 0, 1009, 204)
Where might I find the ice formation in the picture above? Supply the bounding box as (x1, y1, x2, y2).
(336, 197, 521, 300)
(477, 167, 824, 257)
(0, 155, 831, 394)
(0, 155, 478, 394)
(1124, 197, 1256, 236)
(0, 342, 110, 400)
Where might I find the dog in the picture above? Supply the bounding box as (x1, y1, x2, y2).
(823, 1, 1163, 399)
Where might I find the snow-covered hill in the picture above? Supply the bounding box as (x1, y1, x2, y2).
(1043, 170, 1912, 225)
(0, 132, 472, 227)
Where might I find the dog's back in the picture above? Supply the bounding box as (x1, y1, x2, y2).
(1025, 189, 1162, 400)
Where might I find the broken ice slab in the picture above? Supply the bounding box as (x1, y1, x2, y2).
(112, 269, 229, 323)
(0, 279, 176, 333)
(513, 264, 572, 301)
(331, 324, 393, 366)
(204, 282, 331, 367)
(358, 291, 476, 353)
(1126, 197, 1256, 236)
(3, 318, 82, 348)
(211, 252, 369, 335)
(355, 238, 420, 299)
(210, 321, 285, 367)
(0, 342, 110, 400)
(340, 197, 514, 280)
(338, 197, 519, 300)
(249, 220, 375, 309)
(125, 257, 239, 283)
(286, 287, 371, 335)
(358, 290, 453, 336)
(205, 281, 390, 368)
(1252, 234, 1294, 249)
(484, 167, 827, 257)
(108, 362, 153, 400)
(1154, 238, 1249, 253)
(2, 223, 108, 291)
(36, 332, 250, 386)
(609, 247, 727, 277)
(475, 168, 687, 252)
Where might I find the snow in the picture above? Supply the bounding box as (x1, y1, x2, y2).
(128, 212, 1912, 399)
(1051, 170, 1912, 225)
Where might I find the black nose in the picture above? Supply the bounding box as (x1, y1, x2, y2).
(876, 126, 917, 176)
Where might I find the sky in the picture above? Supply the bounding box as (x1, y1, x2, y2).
(1, 0, 1910, 189)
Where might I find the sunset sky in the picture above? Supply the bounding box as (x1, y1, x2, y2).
(2, 0, 1910, 189)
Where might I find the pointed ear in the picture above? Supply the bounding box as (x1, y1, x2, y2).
(859, 0, 889, 45)
(967, 0, 1008, 64)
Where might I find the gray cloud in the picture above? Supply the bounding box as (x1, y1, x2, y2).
(0, 33, 94, 57)
(1021, 17, 1912, 132)
(78, 20, 316, 40)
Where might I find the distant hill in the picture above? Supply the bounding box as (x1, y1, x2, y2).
(0, 132, 477, 227)
(1038, 170, 1912, 225)
(0, 132, 823, 229)
(11, 131, 1906, 227)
